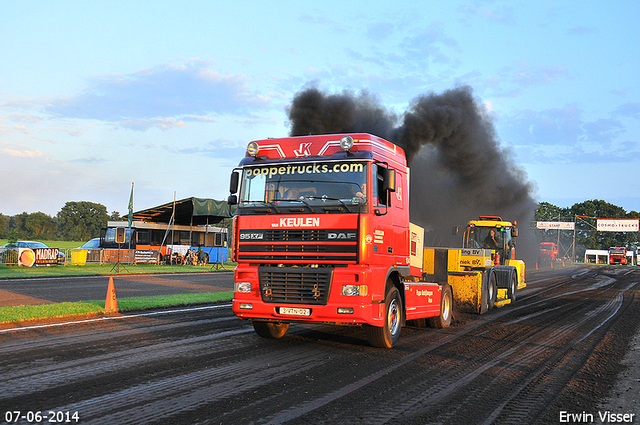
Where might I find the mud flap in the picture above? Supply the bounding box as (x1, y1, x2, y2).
(495, 288, 511, 307)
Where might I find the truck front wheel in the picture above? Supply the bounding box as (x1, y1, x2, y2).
(366, 285, 402, 348)
(253, 321, 289, 339)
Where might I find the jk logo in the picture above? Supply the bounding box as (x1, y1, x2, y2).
(294, 142, 312, 157)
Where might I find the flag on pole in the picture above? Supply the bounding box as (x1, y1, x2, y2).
(128, 182, 134, 228)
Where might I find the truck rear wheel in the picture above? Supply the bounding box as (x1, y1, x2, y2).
(253, 321, 289, 339)
(508, 273, 517, 303)
(487, 272, 497, 310)
(428, 283, 453, 329)
(366, 285, 402, 348)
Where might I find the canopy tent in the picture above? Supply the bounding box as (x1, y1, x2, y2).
(125, 197, 236, 226)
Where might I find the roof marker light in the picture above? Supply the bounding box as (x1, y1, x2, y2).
(340, 136, 354, 151)
(247, 141, 259, 156)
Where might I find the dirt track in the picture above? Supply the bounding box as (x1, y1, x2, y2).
(0, 265, 638, 424)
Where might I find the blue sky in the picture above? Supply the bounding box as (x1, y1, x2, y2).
(1, 0, 639, 217)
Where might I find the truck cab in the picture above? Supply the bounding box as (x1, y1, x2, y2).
(539, 242, 559, 265)
(463, 216, 518, 266)
(608, 247, 627, 265)
(228, 134, 448, 348)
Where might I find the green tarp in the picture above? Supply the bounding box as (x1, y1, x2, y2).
(125, 197, 236, 226)
(192, 198, 235, 217)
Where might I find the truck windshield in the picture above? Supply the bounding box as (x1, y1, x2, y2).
(239, 160, 368, 211)
(467, 227, 509, 250)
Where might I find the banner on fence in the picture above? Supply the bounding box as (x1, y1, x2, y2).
(18, 248, 59, 267)
(596, 219, 639, 232)
(536, 221, 575, 230)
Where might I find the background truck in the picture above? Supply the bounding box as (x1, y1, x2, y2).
(228, 134, 523, 348)
(608, 247, 627, 265)
(422, 216, 526, 314)
(539, 242, 558, 263)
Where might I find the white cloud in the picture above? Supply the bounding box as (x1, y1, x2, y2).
(1, 148, 46, 158)
(44, 60, 271, 125)
(119, 117, 187, 132)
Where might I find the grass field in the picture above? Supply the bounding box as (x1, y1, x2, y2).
(0, 238, 236, 277)
(0, 262, 235, 278)
(0, 239, 237, 324)
(0, 292, 234, 324)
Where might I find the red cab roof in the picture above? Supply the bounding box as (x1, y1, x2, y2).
(245, 133, 407, 168)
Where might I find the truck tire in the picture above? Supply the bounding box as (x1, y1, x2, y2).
(253, 321, 289, 339)
(428, 283, 453, 329)
(366, 285, 402, 348)
(508, 273, 517, 303)
(487, 272, 497, 310)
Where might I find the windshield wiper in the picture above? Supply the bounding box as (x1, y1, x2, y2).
(278, 197, 316, 212)
(310, 196, 354, 213)
(242, 201, 283, 214)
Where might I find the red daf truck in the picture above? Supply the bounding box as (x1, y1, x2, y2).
(228, 133, 454, 348)
(608, 247, 627, 265)
(538, 242, 558, 266)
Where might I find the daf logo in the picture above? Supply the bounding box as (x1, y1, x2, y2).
(240, 232, 264, 240)
(328, 232, 356, 240)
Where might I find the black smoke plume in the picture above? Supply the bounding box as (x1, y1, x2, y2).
(287, 85, 538, 261)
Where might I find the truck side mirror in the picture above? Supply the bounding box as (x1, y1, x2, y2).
(228, 194, 238, 205)
(384, 168, 396, 192)
(229, 171, 239, 194)
(512, 227, 518, 237)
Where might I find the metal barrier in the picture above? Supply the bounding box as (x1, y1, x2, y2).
(67, 248, 161, 265)
(3, 247, 220, 267)
(0, 248, 19, 265)
(0, 247, 66, 266)
(68, 248, 106, 265)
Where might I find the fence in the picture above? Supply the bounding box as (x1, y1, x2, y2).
(1, 246, 228, 267)
(0, 248, 19, 265)
(67, 248, 161, 265)
(0, 247, 65, 266)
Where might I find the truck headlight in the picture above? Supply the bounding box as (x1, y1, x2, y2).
(340, 135, 354, 151)
(246, 141, 259, 156)
(342, 284, 368, 296)
(235, 282, 252, 293)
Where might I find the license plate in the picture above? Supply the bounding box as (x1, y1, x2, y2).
(279, 307, 311, 316)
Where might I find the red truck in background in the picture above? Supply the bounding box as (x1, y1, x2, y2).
(608, 247, 627, 265)
(227, 134, 453, 348)
(539, 242, 558, 264)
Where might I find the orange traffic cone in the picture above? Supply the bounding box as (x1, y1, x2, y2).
(105, 277, 118, 310)
(536, 262, 539, 270)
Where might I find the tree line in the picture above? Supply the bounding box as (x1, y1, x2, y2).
(534, 199, 640, 259)
(2, 198, 640, 252)
(0, 201, 121, 242)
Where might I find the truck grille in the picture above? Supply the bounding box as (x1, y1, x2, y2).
(238, 228, 358, 263)
(265, 229, 326, 241)
(259, 266, 333, 305)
